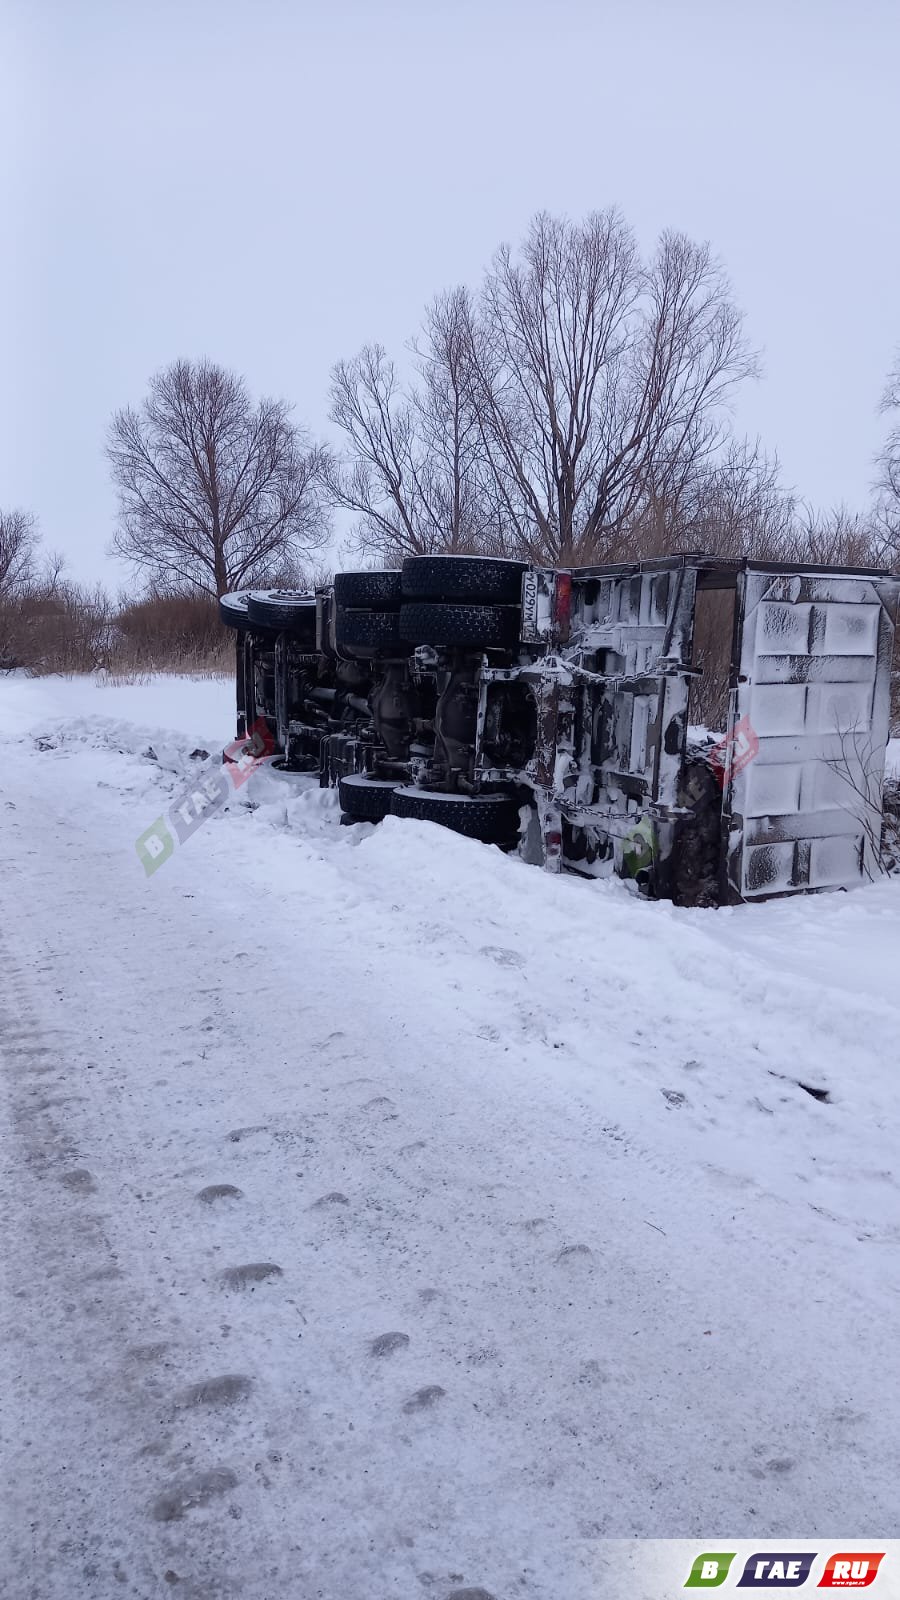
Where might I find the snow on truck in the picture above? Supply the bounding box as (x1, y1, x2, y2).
(220, 553, 899, 906)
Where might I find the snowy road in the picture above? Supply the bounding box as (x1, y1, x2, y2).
(1, 676, 899, 1600)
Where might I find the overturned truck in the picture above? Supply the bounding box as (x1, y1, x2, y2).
(221, 553, 899, 907)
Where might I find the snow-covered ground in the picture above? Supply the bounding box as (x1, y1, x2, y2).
(1, 672, 899, 1600)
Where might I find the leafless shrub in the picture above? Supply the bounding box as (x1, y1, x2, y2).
(882, 776, 900, 873)
(111, 589, 231, 675)
(12, 580, 114, 675)
(792, 504, 881, 568)
(823, 721, 893, 881)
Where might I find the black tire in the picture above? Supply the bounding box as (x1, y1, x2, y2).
(334, 570, 402, 611)
(338, 774, 399, 820)
(246, 591, 317, 646)
(390, 786, 519, 843)
(402, 555, 526, 605)
(335, 607, 404, 653)
(219, 591, 251, 630)
(399, 601, 520, 650)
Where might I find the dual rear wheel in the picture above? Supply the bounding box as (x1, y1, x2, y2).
(338, 773, 519, 845)
(334, 557, 526, 655)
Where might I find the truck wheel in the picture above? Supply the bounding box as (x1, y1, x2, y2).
(334, 570, 403, 610)
(219, 591, 251, 630)
(401, 556, 526, 605)
(338, 774, 399, 820)
(390, 786, 519, 843)
(246, 591, 318, 647)
(399, 602, 519, 650)
(335, 607, 404, 654)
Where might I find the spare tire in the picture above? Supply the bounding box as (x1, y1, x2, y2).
(335, 607, 404, 654)
(338, 774, 399, 820)
(400, 601, 520, 650)
(390, 786, 519, 843)
(246, 591, 317, 646)
(219, 591, 251, 630)
(334, 570, 403, 610)
(402, 556, 526, 605)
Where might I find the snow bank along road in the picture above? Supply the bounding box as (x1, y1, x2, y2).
(1, 674, 899, 1600)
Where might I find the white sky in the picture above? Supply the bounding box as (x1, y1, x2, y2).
(2, 0, 898, 586)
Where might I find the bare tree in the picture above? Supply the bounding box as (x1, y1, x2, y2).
(461, 211, 758, 565)
(325, 291, 503, 561)
(875, 351, 900, 566)
(327, 214, 755, 567)
(0, 508, 41, 598)
(0, 510, 68, 670)
(108, 359, 327, 597)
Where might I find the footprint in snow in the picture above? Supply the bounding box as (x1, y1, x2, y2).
(177, 1374, 254, 1408)
(220, 1263, 283, 1290)
(61, 1168, 97, 1194)
(127, 1343, 170, 1365)
(403, 1385, 446, 1413)
(197, 1184, 244, 1204)
(151, 1467, 238, 1522)
(479, 946, 525, 969)
(369, 1332, 410, 1357)
(311, 1191, 350, 1209)
(577, 1359, 609, 1386)
(362, 1095, 396, 1113)
(312, 1030, 347, 1051)
(555, 1243, 594, 1265)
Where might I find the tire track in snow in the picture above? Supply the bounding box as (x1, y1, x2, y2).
(0, 794, 290, 1600)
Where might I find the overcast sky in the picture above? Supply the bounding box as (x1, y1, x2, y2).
(2, 0, 898, 586)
